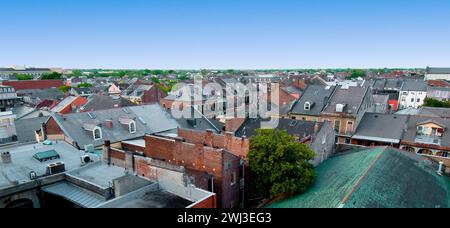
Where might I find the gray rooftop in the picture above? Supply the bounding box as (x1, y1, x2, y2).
(291, 85, 336, 116)
(50, 104, 180, 148)
(235, 118, 322, 139)
(67, 162, 127, 188)
(427, 67, 450, 74)
(42, 181, 106, 208)
(401, 79, 428, 92)
(396, 107, 450, 119)
(0, 141, 86, 190)
(322, 85, 369, 116)
(353, 113, 409, 144)
(82, 95, 135, 112)
(15, 116, 49, 143)
(402, 116, 450, 147)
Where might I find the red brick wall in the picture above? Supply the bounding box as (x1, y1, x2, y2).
(3, 80, 64, 90)
(143, 86, 167, 104)
(191, 195, 217, 208)
(177, 129, 250, 159)
(143, 134, 241, 208)
(45, 117, 63, 135)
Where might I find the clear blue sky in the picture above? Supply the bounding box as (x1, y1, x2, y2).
(1, 0, 449, 69)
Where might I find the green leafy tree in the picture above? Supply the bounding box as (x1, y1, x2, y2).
(249, 129, 316, 199)
(59, 85, 72, 93)
(15, 74, 33, 80)
(41, 72, 63, 80)
(77, 83, 93, 88)
(423, 98, 450, 108)
(347, 69, 366, 79)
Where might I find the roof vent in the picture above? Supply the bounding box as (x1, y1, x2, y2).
(87, 112, 96, 119)
(1, 151, 11, 164)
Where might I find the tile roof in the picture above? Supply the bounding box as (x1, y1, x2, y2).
(269, 147, 450, 208)
(3, 80, 64, 90)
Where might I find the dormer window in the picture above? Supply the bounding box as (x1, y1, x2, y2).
(94, 128, 102, 141)
(304, 102, 311, 111)
(129, 121, 136, 134)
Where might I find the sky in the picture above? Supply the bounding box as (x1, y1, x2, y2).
(1, 0, 449, 69)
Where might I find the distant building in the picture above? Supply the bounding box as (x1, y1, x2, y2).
(0, 86, 21, 110)
(0, 111, 17, 144)
(0, 67, 52, 80)
(290, 85, 336, 122)
(425, 67, 450, 81)
(235, 119, 336, 167)
(398, 80, 427, 109)
(50, 96, 88, 114)
(427, 86, 450, 102)
(2, 80, 64, 91)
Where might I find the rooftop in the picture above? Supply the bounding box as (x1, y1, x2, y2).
(235, 118, 322, 139)
(291, 85, 336, 116)
(427, 67, 450, 75)
(353, 113, 408, 144)
(401, 79, 428, 92)
(0, 141, 87, 190)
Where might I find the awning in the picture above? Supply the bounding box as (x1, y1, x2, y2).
(42, 182, 106, 208)
(352, 135, 400, 144)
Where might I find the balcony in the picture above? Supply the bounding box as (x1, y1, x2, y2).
(415, 135, 441, 146)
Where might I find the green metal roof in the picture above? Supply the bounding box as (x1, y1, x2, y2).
(268, 147, 450, 208)
(33, 150, 60, 162)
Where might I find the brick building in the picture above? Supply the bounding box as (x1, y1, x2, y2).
(104, 128, 250, 208)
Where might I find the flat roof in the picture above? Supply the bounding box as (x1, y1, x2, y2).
(67, 163, 126, 189)
(0, 141, 86, 190)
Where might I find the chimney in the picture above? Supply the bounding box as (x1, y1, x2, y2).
(314, 122, 321, 134)
(105, 120, 113, 129)
(438, 161, 444, 174)
(1, 152, 11, 164)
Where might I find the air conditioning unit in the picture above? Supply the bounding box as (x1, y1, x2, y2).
(81, 155, 92, 165)
(46, 162, 65, 175)
(84, 144, 95, 153)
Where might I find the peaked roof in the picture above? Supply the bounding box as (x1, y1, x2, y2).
(48, 104, 180, 148)
(291, 85, 336, 116)
(269, 147, 450, 208)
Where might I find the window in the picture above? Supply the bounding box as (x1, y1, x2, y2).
(417, 126, 424, 134)
(231, 172, 237, 186)
(345, 138, 351, 144)
(417, 98, 421, 103)
(411, 98, 414, 102)
(304, 102, 311, 111)
(93, 128, 102, 140)
(334, 120, 341, 132)
(129, 121, 136, 134)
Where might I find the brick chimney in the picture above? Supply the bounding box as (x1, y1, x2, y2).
(205, 130, 214, 147)
(105, 120, 114, 129)
(314, 122, 321, 134)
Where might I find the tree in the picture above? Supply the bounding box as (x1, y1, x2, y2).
(347, 69, 366, 79)
(41, 72, 62, 80)
(248, 129, 316, 199)
(14, 74, 33, 80)
(77, 83, 93, 88)
(423, 98, 450, 108)
(59, 85, 72, 93)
